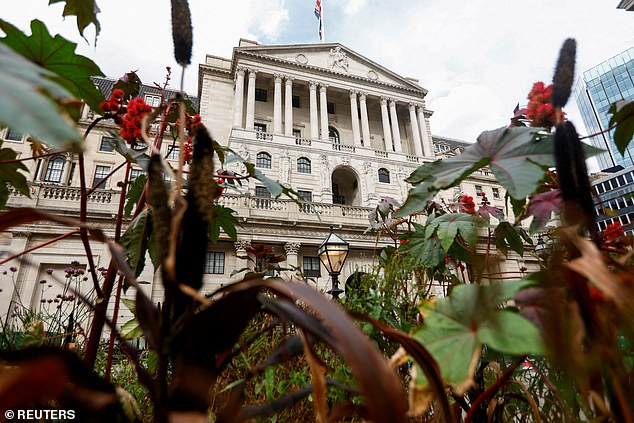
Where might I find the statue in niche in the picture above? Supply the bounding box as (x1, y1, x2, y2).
(320, 154, 331, 192)
(280, 149, 291, 183)
(328, 47, 349, 72)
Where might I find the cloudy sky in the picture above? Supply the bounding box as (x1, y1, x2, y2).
(3, 1, 634, 145)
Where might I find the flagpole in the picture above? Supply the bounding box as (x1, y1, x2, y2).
(321, 0, 326, 43)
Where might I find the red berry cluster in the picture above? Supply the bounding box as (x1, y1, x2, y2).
(214, 177, 225, 198)
(459, 195, 476, 214)
(599, 221, 629, 249)
(526, 82, 561, 129)
(99, 89, 124, 113)
(182, 113, 204, 163)
(119, 98, 153, 145)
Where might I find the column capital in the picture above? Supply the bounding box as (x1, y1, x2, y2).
(319, 83, 329, 91)
(309, 80, 318, 90)
(349, 90, 359, 99)
(273, 73, 283, 83)
(358, 92, 367, 101)
(380, 96, 388, 105)
(408, 102, 417, 110)
(234, 240, 251, 258)
(388, 98, 397, 106)
(285, 76, 294, 85)
(236, 66, 246, 77)
(284, 242, 301, 255)
(247, 69, 257, 79)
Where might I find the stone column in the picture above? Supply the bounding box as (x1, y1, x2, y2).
(380, 97, 392, 151)
(349, 91, 361, 147)
(233, 67, 245, 128)
(409, 103, 423, 156)
(309, 81, 319, 140)
(418, 105, 433, 158)
(389, 99, 402, 153)
(284, 77, 293, 136)
(273, 74, 282, 134)
(284, 242, 301, 273)
(245, 69, 257, 130)
(319, 84, 329, 142)
(359, 92, 370, 147)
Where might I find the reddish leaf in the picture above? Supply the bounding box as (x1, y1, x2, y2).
(526, 189, 562, 232)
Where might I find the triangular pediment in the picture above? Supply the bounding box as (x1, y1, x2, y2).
(234, 42, 424, 93)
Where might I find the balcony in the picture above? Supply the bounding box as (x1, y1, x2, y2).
(230, 128, 428, 166)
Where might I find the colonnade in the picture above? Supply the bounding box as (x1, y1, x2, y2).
(232, 66, 431, 157)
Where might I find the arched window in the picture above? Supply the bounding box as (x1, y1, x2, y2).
(378, 168, 390, 183)
(256, 152, 272, 169)
(328, 126, 340, 145)
(297, 157, 311, 174)
(44, 156, 65, 183)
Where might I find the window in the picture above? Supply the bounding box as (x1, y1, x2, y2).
(4, 129, 23, 142)
(292, 95, 300, 108)
(475, 185, 483, 196)
(44, 157, 65, 183)
(144, 94, 161, 107)
(378, 168, 390, 183)
(327, 102, 335, 114)
(99, 136, 115, 152)
(625, 172, 633, 184)
(129, 169, 145, 182)
(92, 165, 111, 188)
(293, 129, 302, 139)
(255, 186, 271, 198)
(328, 126, 340, 144)
(303, 256, 321, 277)
(596, 184, 605, 194)
(204, 252, 225, 274)
(256, 152, 271, 169)
(254, 123, 267, 133)
(297, 157, 311, 174)
(298, 190, 312, 203)
(166, 145, 179, 160)
(255, 88, 268, 102)
(492, 187, 500, 199)
(435, 143, 450, 153)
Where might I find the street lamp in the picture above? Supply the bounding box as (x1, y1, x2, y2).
(318, 226, 349, 300)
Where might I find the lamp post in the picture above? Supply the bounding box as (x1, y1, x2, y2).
(318, 226, 349, 300)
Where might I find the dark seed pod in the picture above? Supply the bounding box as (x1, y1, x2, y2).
(171, 0, 193, 66)
(147, 154, 171, 265)
(552, 38, 576, 108)
(554, 121, 596, 237)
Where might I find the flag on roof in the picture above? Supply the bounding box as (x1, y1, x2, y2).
(314, 0, 323, 41)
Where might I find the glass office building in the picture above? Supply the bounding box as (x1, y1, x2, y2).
(573, 47, 634, 170)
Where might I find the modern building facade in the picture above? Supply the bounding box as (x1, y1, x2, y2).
(592, 166, 634, 236)
(1, 40, 534, 333)
(573, 47, 634, 170)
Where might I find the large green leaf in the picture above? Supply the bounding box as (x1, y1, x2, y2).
(0, 19, 104, 112)
(124, 174, 147, 217)
(0, 141, 30, 208)
(609, 100, 634, 156)
(413, 283, 544, 389)
(49, 0, 101, 41)
(426, 213, 480, 252)
(209, 204, 239, 245)
(494, 221, 525, 256)
(119, 208, 152, 278)
(0, 43, 81, 150)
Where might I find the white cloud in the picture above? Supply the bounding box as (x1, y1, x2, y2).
(343, 0, 368, 16)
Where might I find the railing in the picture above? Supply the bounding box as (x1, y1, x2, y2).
(375, 150, 389, 158)
(256, 131, 273, 141)
(294, 138, 312, 146)
(8, 183, 120, 215)
(406, 155, 420, 163)
(332, 144, 355, 153)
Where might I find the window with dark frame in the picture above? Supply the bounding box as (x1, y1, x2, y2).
(293, 129, 301, 139)
(492, 187, 500, 199)
(256, 152, 272, 169)
(92, 165, 111, 189)
(254, 123, 267, 132)
(255, 88, 268, 102)
(297, 157, 311, 173)
(99, 137, 115, 153)
(44, 157, 65, 183)
(5, 129, 23, 142)
(204, 251, 225, 274)
(303, 256, 321, 277)
(255, 186, 271, 198)
(166, 145, 179, 160)
(129, 169, 145, 182)
(378, 168, 390, 183)
(292, 95, 300, 108)
(327, 102, 335, 114)
(475, 185, 483, 196)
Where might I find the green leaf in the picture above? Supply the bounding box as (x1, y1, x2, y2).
(0, 141, 30, 208)
(399, 127, 555, 219)
(0, 19, 104, 112)
(413, 283, 544, 388)
(494, 221, 525, 256)
(427, 213, 480, 252)
(121, 298, 136, 315)
(49, 0, 101, 41)
(119, 208, 152, 277)
(124, 174, 147, 217)
(400, 223, 446, 268)
(0, 43, 81, 150)
(209, 204, 239, 245)
(609, 100, 634, 156)
(120, 317, 143, 340)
